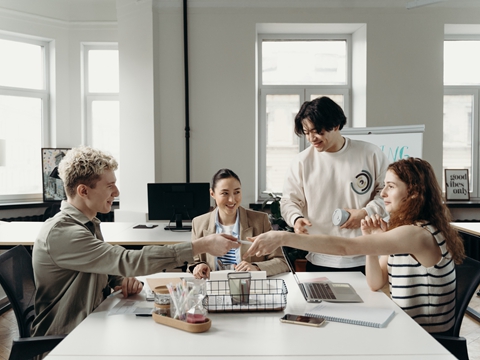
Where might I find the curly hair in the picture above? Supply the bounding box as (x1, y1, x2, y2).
(387, 157, 465, 264)
(58, 146, 118, 198)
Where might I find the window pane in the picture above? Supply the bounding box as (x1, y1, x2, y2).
(444, 41, 480, 85)
(443, 94, 473, 190)
(262, 40, 347, 85)
(91, 100, 120, 160)
(0, 95, 42, 195)
(266, 94, 300, 193)
(88, 50, 119, 93)
(0, 39, 43, 89)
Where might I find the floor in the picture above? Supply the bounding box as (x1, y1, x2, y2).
(0, 307, 17, 360)
(0, 292, 478, 359)
(462, 289, 480, 360)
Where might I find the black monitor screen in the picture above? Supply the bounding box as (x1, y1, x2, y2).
(147, 183, 210, 230)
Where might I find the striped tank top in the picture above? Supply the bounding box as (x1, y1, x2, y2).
(387, 222, 456, 333)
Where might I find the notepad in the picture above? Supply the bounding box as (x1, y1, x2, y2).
(305, 303, 395, 328)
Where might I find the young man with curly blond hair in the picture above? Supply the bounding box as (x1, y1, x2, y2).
(32, 146, 239, 337)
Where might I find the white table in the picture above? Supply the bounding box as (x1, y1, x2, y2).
(45, 272, 455, 359)
(452, 222, 480, 237)
(0, 221, 191, 248)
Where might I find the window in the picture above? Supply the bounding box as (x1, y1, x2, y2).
(82, 44, 120, 186)
(0, 35, 49, 202)
(258, 35, 351, 197)
(443, 39, 480, 198)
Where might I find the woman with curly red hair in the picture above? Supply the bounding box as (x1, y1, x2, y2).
(245, 157, 465, 334)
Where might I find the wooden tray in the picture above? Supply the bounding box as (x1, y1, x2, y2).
(152, 312, 211, 333)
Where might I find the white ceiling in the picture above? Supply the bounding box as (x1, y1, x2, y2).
(0, 0, 478, 22)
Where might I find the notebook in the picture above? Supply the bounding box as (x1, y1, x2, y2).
(305, 302, 395, 328)
(281, 246, 363, 303)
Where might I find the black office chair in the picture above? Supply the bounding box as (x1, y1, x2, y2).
(432, 256, 480, 360)
(0, 245, 65, 360)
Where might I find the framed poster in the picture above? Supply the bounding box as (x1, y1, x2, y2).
(445, 169, 470, 201)
(42, 148, 70, 202)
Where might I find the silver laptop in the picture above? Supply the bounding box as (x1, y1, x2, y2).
(282, 246, 363, 303)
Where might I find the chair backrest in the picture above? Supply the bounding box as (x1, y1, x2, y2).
(0, 245, 36, 338)
(452, 256, 480, 336)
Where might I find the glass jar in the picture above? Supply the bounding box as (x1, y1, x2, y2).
(185, 279, 207, 323)
(154, 286, 171, 316)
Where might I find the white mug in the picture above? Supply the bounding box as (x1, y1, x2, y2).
(332, 209, 350, 226)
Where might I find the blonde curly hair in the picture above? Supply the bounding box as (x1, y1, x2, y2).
(58, 146, 118, 198)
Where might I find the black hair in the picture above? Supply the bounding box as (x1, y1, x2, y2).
(294, 96, 347, 136)
(211, 168, 241, 191)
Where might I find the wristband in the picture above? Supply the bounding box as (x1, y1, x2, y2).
(294, 216, 304, 225)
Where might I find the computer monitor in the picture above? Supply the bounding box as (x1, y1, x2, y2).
(147, 183, 211, 231)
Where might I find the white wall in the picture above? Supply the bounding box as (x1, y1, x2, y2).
(152, 2, 480, 207)
(115, 0, 156, 221)
(1, 0, 480, 217)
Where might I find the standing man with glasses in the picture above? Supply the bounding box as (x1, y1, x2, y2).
(280, 96, 389, 274)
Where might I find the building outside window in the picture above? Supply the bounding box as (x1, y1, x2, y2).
(0, 35, 49, 202)
(444, 38, 480, 198)
(258, 35, 351, 198)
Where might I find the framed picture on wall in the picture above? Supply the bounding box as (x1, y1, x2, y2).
(42, 148, 70, 202)
(445, 169, 470, 201)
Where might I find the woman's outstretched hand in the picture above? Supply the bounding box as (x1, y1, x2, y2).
(243, 230, 285, 259)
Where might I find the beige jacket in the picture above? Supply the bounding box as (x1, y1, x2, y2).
(188, 206, 288, 276)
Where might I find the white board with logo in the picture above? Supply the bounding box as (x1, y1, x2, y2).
(342, 125, 424, 163)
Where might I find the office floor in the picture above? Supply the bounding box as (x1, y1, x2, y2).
(0, 292, 478, 360)
(462, 289, 480, 360)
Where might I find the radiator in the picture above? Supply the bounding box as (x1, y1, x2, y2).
(1, 215, 44, 222)
(460, 232, 480, 261)
(1, 212, 114, 223)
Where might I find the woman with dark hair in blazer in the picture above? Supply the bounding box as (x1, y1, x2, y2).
(188, 168, 288, 279)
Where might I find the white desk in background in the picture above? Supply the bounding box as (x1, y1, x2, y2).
(45, 272, 455, 360)
(451, 222, 480, 237)
(0, 221, 191, 248)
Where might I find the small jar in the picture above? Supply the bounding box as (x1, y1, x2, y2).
(154, 292, 170, 305)
(154, 286, 171, 308)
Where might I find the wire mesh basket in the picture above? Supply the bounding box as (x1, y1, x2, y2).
(203, 278, 288, 312)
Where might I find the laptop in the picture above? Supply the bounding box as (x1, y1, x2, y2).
(281, 246, 363, 303)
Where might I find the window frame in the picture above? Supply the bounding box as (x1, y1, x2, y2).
(257, 33, 352, 201)
(81, 43, 119, 146)
(443, 35, 480, 200)
(0, 34, 50, 203)
(443, 87, 480, 198)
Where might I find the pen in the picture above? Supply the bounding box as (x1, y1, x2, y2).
(237, 240, 252, 246)
(108, 289, 123, 297)
(135, 313, 152, 317)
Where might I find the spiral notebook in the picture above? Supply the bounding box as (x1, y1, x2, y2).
(305, 303, 395, 328)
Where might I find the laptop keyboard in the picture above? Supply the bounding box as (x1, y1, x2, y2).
(305, 283, 336, 300)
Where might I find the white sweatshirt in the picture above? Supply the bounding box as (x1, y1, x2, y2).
(280, 137, 389, 268)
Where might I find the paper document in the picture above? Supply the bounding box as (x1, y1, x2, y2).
(108, 299, 153, 316)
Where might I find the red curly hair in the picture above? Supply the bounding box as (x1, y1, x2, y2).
(387, 158, 465, 264)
